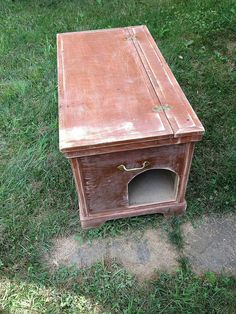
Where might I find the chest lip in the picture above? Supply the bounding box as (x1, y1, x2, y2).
(57, 25, 204, 154)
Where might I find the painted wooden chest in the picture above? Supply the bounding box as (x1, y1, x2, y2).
(57, 25, 204, 229)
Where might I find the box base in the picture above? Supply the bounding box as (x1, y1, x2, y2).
(80, 200, 187, 229)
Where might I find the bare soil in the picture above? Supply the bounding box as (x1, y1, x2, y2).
(45, 214, 236, 280)
(182, 213, 236, 276)
(45, 228, 178, 280)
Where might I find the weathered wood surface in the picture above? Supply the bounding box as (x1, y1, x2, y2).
(79, 144, 187, 212)
(57, 25, 204, 154)
(57, 26, 204, 229)
(69, 143, 195, 228)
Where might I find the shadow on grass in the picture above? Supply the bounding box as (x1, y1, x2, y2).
(1, 257, 236, 313)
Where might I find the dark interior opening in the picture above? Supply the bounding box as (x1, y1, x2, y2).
(128, 169, 178, 206)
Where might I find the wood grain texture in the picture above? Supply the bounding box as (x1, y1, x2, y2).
(64, 134, 202, 158)
(58, 26, 204, 228)
(69, 143, 192, 228)
(79, 144, 187, 212)
(80, 201, 187, 229)
(57, 25, 204, 154)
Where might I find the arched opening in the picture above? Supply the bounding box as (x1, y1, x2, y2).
(128, 169, 178, 206)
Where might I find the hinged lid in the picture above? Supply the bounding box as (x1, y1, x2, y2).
(57, 25, 204, 153)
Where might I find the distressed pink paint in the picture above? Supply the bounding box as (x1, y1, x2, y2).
(57, 26, 204, 229)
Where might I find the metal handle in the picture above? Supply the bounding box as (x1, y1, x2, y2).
(117, 161, 150, 172)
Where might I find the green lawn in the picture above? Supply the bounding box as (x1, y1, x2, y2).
(1, 0, 236, 313)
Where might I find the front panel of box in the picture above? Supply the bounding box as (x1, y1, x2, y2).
(78, 144, 187, 213)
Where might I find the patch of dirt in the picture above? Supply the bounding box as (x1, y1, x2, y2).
(44, 214, 236, 280)
(182, 214, 236, 276)
(45, 229, 179, 280)
(227, 41, 236, 55)
(109, 229, 178, 280)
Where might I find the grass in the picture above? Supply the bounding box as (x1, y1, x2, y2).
(0, 0, 236, 312)
(1, 260, 236, 313)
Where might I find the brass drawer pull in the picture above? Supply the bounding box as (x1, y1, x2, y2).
(117, 161, 150, 172)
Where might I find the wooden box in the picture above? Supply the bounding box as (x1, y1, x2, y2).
(57, 25, 204, 229)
